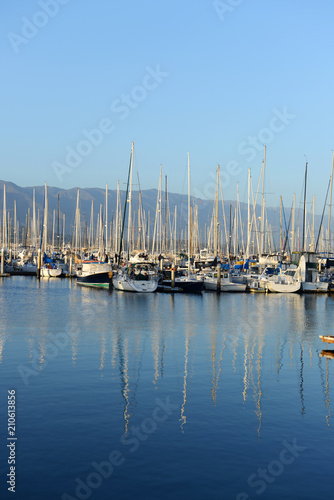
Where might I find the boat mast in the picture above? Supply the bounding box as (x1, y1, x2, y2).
(312, 195, 315, 251)
(105, 184, 108, 255)
(137, 172, 145, 252)
(187, 153, 191, 278)
(52, 209, 55, 253)
(2, 184, 7, 250)
(279, 196, 282, 254)
(115, 180, 120, 255)
(127, 142, 134, 258)
(291, 193, 296, 254)
(89, 201, 94, 253)
(260, 146, 266, 257)
(75, 189, 80, 256)
(152, 165, 162, 256)
(119, 144, 133, 263)
(327, 152, 334, 256)
(99, 203, 103, 259)
(246, 168, 251, 259)
(43, 182, 48, 254)
(302, 161, 308, 253)
(32, 189, 36, 251)
(214, 165, 219, 259)
(14, 199, 17, 258)
(62, 214, 65, 251)
(236, 183, 239, 256)
(164, 175, 168, 255)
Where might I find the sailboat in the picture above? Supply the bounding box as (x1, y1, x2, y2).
(113, 262, 158, 292)
(266, 269, 301, 293)
(112, 143, 159, 293)
(40, 263, 62, 278)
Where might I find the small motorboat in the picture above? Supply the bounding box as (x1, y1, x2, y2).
(319, 335, 334, 344)
(319, 350, 334, 360)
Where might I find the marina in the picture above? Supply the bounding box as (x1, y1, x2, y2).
(2, 147, 334, 295)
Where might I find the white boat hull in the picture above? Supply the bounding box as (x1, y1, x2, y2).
(112, 276, 158, 293)
(267, 281, 301, 293)
(40, 266, 62, 278)
(204, 278, 246, 292)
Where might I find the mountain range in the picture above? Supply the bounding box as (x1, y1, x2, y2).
(0, 180, 326, 251)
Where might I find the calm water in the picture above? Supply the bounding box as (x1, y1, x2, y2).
(0, 277, 333, 500)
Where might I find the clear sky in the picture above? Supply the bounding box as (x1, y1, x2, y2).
(1, 0, 334, 213)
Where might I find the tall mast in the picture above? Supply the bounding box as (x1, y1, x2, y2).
(190, 206, 193, 258)
(147, 211, 150, 251)
(291, 193, 296, 254)
(327, 152, 334, 256)
(260, 146, 266, 257)
(115, 180, 120, 255)
(43, 182, 48, 253)
(164, 175, 168, 255)
(151, 165, 162, 256)
(312, 195, 315, 251)
(229, 203, 232, 256)
(187, 153, 191, 277)
(32, 189, 36, 251)
(75, 189, 80, 255)
(174, 205, 177, 261)
(57, 193, 60, 251)
(302, 161, 308, 253)
(105, 184, 108, 254)
(236, 183, 239, 256)
(246, 168, 251, 259)
(137, 172, 145, 251)
(214, 165, 219, 258)
(127, 142, 134, 257)
(8, 212, 11, 251)
(279, 196, 282, 253)
(14, 200, 17, 257)
(119, 144, 133, 262)
(63, 214, 65, 251)
(52, 209, 55, 252)
(99, 203, 103, 258)
(2, 184, 7, 249)
(89, 201, 94, 252)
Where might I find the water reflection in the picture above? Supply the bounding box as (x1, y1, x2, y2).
(117, 333, 130, 436)
(180, 331, 190, 433)
(299, 343, 306, 416)
(255, 337, 263, 437)
(0, 278, 333, 437)
(318, 352, 332, 427)
(211, 331, 225, 406)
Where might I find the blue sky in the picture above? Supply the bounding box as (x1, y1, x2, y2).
(1, 0, 334, 212)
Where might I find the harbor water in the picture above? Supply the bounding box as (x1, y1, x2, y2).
(0, 277, 333, 499)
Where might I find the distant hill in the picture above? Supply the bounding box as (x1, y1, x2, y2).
(0, 180, 325, 251)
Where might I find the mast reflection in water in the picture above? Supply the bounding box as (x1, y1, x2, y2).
(0, 277, 333, 500)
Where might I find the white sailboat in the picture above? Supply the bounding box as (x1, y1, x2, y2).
(112, 143, 158, 293)
(112, 262, 158, 292)
(40, 264, 62, 278)
(267, 269, 301, 293)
